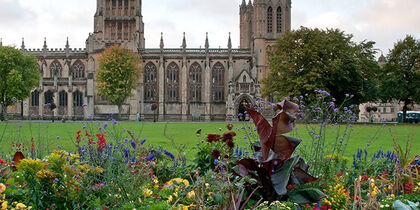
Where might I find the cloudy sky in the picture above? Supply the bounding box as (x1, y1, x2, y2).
(0, 0, 419, 56)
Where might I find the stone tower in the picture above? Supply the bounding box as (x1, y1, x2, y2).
(240, 0, 291, 80)
(87, 0, 145, 53)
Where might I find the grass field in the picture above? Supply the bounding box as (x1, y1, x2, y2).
(0, 121, 419, 160)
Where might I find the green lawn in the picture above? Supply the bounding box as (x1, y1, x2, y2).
(0, 121, 418, 160)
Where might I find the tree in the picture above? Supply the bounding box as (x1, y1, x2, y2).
(380, 35, 420, 123)
(263, 27, 380, 106)
(0, 46, 40, 121)
(96, 45, 141, 119)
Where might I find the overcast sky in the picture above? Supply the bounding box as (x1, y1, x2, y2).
(0, 0, 419, 56)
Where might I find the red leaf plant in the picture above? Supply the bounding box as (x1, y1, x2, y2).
(235, 100, 325, 203)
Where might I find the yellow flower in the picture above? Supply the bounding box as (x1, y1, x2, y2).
(0, 183, 5, 194)
(182, 179, 189, 186)
(186, 191, 195, 199)
(167, 195, 173, 203)
(1, 201, 7, 210)
(205, 183, 210, 187)
(143, 189, 152, 197)
(16, 203, 27, 209)
(173, 192, 178, 197)
(153, 178, 159, 184)
(138, 198, 142, 203)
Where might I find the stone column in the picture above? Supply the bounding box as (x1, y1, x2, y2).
(158, 60, 165, 121)
(68, 90, 73, 119)
(39, 90, 44, 118)
(181, 59, 188, 121)
(53, 90, 58, 119)
(139, 84, 144, 119)
(23, 98, 29, 118)
(204, 58, 211, 121)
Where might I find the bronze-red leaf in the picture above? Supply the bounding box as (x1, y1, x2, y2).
(245, 107, 272, 160)
(13, 151, 25, 166)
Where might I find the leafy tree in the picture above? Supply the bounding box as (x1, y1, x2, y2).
(0, 46, 40, 121)
(380, 35, 420, 123)
(263, 27, 380, 106)
(96, 44, 141, 119)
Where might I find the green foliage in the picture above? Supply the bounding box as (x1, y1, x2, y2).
(380, 35, 420, 122)
(263, 27, 380, 106)
(0, 46, 40, 120)
(96, 45, 141, 116)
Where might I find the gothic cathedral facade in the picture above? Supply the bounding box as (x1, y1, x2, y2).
(4, 0, 291, 121)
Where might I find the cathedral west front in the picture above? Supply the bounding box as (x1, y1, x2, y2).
(3, 0, 291, 121)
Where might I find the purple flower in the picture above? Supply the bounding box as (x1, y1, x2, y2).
(345, 94, 350, 97)
(164, 150, 175, 160)
(103, 122, 108, 129)
(112, 119, 117, 125)
(140, 139, 146, 145)
(130, 140, 136, 150)
(56, 136, 60, 139)
(57, 145, 61, 149)
(82, 103, 88, 107)
(146, 154, 155, 161)
(12, 97, 17, 101)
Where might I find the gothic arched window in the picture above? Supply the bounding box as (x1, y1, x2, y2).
(267, 7, 273, 33)
(59, 90, 68, 106)
(50, 60, 62, 78)
(73, 90, 83, 107)
(189, 62, 202, 102)
(31, 90, 39, 106)
(212, 62, 225, 102)
(71, 60, 85, 79)
(277, 7, 282, 33)
(44, 90, 54, 105)
(144, 62, 157, 102)
(166, 62, 179, 102)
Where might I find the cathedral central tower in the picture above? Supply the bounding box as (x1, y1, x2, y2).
(87, 0, 145, 52)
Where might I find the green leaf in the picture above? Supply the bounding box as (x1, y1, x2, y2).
(287, 188, 327, 204)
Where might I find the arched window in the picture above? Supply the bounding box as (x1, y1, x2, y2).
(73, 90, 83, 107)
(267, 7, 273, 33)
(243, 75, 247, 83)
(44, 90, 54, 105)
(166, 62, 179, 102)
(144, 62, 157, 102)
(49, 60, 62, 78)
(212, 62, 225, 102)
(59, 90, 68, 106)
(31, 90, 39, 106)
(71, 60, 85, 79)
(277, 7, 282, 33)
(189, 62, 202, 102)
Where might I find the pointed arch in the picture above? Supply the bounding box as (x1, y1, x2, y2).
(49, 60, 62, 78)
(144, 62, 157, 102)
(73, 90, 83, 107)
(166, 62, 179, 102)
(189, 62, 202, 102)
(277, 6, 282, 33)
(59, 90, 68, 106)
(267, 6, 273, 33)
(31, 90, 39, 107)
(212, 62, 225, 102)
(44, 90, 54, 104)
(71, 60, 85, 79)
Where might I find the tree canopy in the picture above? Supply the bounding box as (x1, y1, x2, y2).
(263, 27, 380, 106)
(0, 46, 40, 120)
(380, 35, 420, 122)
(96, 44, 141, 117)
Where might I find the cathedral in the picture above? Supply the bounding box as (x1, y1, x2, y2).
(3, 0, 291, 121)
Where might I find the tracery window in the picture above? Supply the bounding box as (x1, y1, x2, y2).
(267, 7, 273, 33)
(166, 62, 179, 102)
(31, 90, 39, 106)
(144, 62, 157, 102)
(112, 0, 116, 8)
(73, 90, 83, 107)
(277, 7, 282, 33)
(189, 62, 202, 102)
(44, 90, 54, 104)
(243, 75, 247, 83)
(49, 60, 62, 78)
(59, 90, 68, 106)
(71, 60, 85, 79)
(212, 62, 225, 102)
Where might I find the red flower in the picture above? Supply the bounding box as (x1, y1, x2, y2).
(211, 149, 221, 159)
(226, 124, 233, 130)
(223, 131, 236, 142)
(207, 134, 220, 143)
(226, 139, 235, 149)
(361, 175, 369, 181)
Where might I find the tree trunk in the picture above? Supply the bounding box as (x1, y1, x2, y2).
(402, 102, 408, 123)
(118, 105, 122, 121)
(0, 94, 5, 121)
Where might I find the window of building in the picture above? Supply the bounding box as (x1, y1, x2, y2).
(189, 62, 202, 102)
(73, 90, 83, 107)
(212, 62, 225, 102)
(44, 90, 54, 104)
(166, 62, 179, 102)
(144, 62, 157, 102)
(267, 7, 273, 33)
(31, 90, 39, 106)
(50, 60, 62, 78)
(112, 0, 116, 8)
(277, 7, 282, 33)
(59, 90, 68, 106)
(391, 108, 395, 113)
(71, 60, 85, 79)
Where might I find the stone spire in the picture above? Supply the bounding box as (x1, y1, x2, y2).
(205, 32, 209, 49)
(182, 32, 187, 49)
(0, 38, 2, 47)
(247, 0, 253, 9)
(21, 38, 25, 50)
(227, 32, 232, 49)
(43, 37, 47, 50)
(160, 32, 164, 49)
(241, 0, 246, 8)
(65, 37, 70, 49)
